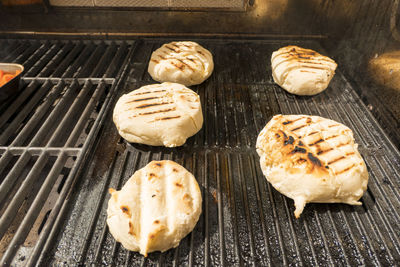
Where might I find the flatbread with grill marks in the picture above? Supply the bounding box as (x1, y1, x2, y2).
(107, 160, 202, 256)
(148, 41, 213, 86)
(256, 115, 368, 218)
(113, 82, 203, 147)
(271, 46, 337, 95)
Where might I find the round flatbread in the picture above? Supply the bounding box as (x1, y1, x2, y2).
(256, 114, 368, 218)
(107, 160, 202, 256)
(113, 82, 203, 147)
(148, 41, 214, 86)
(271, 46, 337, 95)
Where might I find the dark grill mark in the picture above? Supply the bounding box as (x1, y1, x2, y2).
(136, 102, 173, 109)
(177, 59, 194, 71)
(328, 156, 345, 165)
(175, 182, 183, 187)
(346, 152, 355, 156)
(165, 46, 177, 52)
(121, 206, 131, 217)
(284, 136, 295, 145)
(308, 153, 322, 167)
(306, 117, 312, 123)
(154, 220, 160, 224)
(325, 135, 338, 140)
(317, 148, 333, 155)
(298, 141, 304, 146)
(173, 168, 178, 172)
(335, 164, 356, 175)
(128, 221, 135, 236)
(159, 55, 166, 60)
(307, 131, 319, 137)
(282, 117, 303, 125)
(138, 107, 176, 116)
(275, 133, 280, 138)
(291, 124, 307, 132)
(160, 116, 181, 120)
(133, 89, 166, 95)
(152, 194, 156, 198)
(197, 50, 205, 55)
(291, 146, 307, 154)
(337, 142, 350, 148)
(171, 62, 185, 71)
(187, 58, 196, 62)
(128, 96, 159, 103)
(297, 158, 307, 164)
(309, 139, 324, 146)
(328, 124, 340, 128)
(151, 59, 159, 64)
(155, 163, 162, 167)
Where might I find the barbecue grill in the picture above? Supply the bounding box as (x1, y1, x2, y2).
(1, 1, 400, 266)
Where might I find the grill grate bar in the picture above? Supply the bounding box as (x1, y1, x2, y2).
(51, 42, 85, 77)
(0, 152, 70, 266)
(25, 43, 61, 77)
(0, 152, 50, 241)
(0, 80, 39, 130)
(90, 43, 116, 77)
(1, 40, 31, 63)
(62, 43, 95, 78)
(21, 42, 52, 74)
(0, 80, 53, 145)
(37, 42, 74, 77)
(9, 81, 66, 147)
(77, 43, 106, 78)
(104, 42, 128, 78)
(0, 147, 81, 156)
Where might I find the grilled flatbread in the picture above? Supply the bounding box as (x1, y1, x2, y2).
(271, 46, 337, 95)
(148, 41, 214, 86)
(256, 115, 368, 218)
(107, 160, 202, 256)
(113, 82, 203, 147)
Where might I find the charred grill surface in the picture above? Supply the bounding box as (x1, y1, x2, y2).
(0, 38, 399, 266)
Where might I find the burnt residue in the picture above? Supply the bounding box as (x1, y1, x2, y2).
(298, 141, 304, 146)
(291, 146, 307, 154)
(284, 136, 295, 145)
(308, 152, 322, 167)
(121, 206, 131, 217)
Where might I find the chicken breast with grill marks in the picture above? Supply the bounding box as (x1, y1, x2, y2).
(113, 82, 203, 147)
(256, 115, 368, 218)
(271, 46, 337, 95)
(148, 41, 213, 86)
(107, 160, 202, 256)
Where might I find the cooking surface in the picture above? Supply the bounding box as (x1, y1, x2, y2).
(0, 38, 400, 266)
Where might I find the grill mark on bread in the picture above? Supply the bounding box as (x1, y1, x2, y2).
(147, 115, 181, 123)
(128, 221, 135, 236)
(309, 139, 324, 146)
(165, 45, 178, 52)
(121, 206, 131, 217)
(328, 124, 340, 128)
(176, 59, 194, 71)
(284, 135, 295, 145)
(136, 107, 176, 116)
(317, 148, 333, 155)
(136, 102, 173, 109)
(335, 164, 356, 175)
(151, 59, 159, 64)
(325, 135, 339, 141)
(133, 89, 166, 95)
(307, 152, 322, 167)
(328, 156, 345, 165)
(282, 117, 303, 125)
(336, 142, 351, 148)
(128, 96, 160, 103)
(291, 124, 307, 132)
(306, 131, 319, 137)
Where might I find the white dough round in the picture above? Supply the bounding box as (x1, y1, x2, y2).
(107, 160, 202, 257)
(148, 41, 214, 86)
(256, 115, 368, 218)
(271, 46, 337, 95)
(113, 82, 203, 147)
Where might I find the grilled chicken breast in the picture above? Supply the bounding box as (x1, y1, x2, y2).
(271, 46, 337, 95)
(107, 160, 202, 256)
(113, 82, 203, 147)
(256, 115, 368, 218)
(148, 41, 214, 86)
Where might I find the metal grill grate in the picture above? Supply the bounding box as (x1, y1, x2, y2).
(0, 39, 137, 266)
(1, 38, 400, 266)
